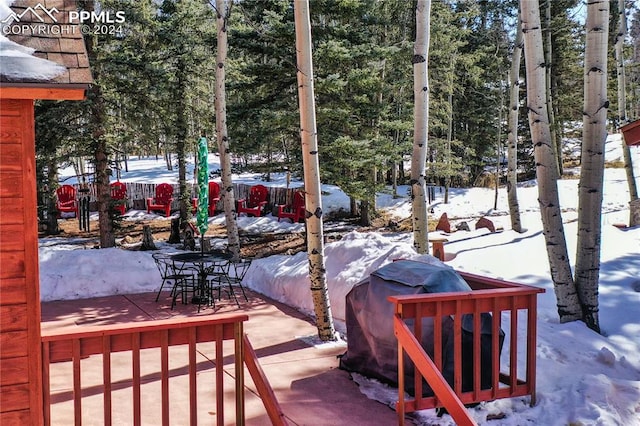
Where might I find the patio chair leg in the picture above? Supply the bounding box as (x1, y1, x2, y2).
(170, 276, 192, 310)
(236, 284, 248, 302)
(224, 260, 251, 306)
(155, 279, 167, 302)
(208, 278, 223, 302)
(170, 280, 180, 309)
(227, 284, 241, 307)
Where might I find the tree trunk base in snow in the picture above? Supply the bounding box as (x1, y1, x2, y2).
(168, 218, 181, 244)
(140, 225, 157, 251)
(183, 229, 196, 251)
(630, 199, 640, 227)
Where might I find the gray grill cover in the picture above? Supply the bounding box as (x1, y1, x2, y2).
(339, 260, 502, 395)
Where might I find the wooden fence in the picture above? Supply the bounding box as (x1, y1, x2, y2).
(64, 182, 303, 214)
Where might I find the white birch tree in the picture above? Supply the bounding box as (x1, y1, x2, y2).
(520, 0, 582, 323)
(214, 0, 240, 259)
(574, 0, 610, 333)
(411, 0, 431, 254)
(293, 0, 337, 341)
(507, 12, 524, 233)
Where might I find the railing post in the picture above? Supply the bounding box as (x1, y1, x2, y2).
(216, 326, 224, 424)
(42, 342, 51, 426)
(397, 335, 405, 426)
(160, 331, 169, 426)
(132, 333, 141, 426)
(509, 298, 518, 397)
(491, 298, 500, 400)
(102, 336, 112, 426)
(527, 296, 538, 406)
(395, 303, 406, 425)
(235, 321, 245, 426)
(72, 339, 81, 426)
(188, 328, 197, 425)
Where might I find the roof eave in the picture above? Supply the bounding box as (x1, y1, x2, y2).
(0, 83, 89, 100)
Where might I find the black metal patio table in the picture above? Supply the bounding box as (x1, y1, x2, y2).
(169, 252, 232, 311)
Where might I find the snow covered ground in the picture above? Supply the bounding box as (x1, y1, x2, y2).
(45, 134, 640, 425)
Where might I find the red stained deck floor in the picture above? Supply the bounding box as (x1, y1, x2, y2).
(41, 289, 414, 425)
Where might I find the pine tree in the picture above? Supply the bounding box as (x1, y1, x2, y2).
(548, 0, 583, 150)
(227, 0, 298, 175)
(79, 0, 115, 248)
(312, 0, 395, 224)
(614, 0, 639, 225)
(35, 100, 88, 235)
(156, 0, 217, 225)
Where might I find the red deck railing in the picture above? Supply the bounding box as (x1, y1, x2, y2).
(41, 313, 288, 426)
(388, 270, 545, 425)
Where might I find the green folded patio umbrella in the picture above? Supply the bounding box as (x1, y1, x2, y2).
(196, 137, 209, 254)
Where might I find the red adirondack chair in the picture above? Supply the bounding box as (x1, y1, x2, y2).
(146, 183, 174, 217)
(277, 190, 305, 223)
(237, 184, 268, 217)
(207, 181, 221, 215)
(191, 181, 221, 216)
(110, 181, 127, 215)
(56, 184, 78, 218)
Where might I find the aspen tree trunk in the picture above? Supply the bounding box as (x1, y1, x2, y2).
(215, 0, 240, 260)
(574, 1, 610, 333)
(507, 13, 524, 233)
(544, 0, 562, 176)
(615, 0, 639, 225)
(520, 0, 581, 322)
(411, 0, 431, 254)
(293, 0, 337, 342)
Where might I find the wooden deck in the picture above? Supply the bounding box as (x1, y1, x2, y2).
(41, 289, 413, 425)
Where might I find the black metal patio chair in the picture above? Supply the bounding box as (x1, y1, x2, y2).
(152, 253, 195, 304)
(219, 258, 252, 306)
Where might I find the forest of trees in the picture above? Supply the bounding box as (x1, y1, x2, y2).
(34, 1, 640, 335)
(35, 1, 639, 225)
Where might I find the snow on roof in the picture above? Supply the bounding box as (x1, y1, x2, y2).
(0, 0, 92, 85)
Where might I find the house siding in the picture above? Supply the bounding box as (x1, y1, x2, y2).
(0, 98, 43, 425)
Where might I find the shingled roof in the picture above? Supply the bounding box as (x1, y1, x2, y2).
(1, 0, 92, 85)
